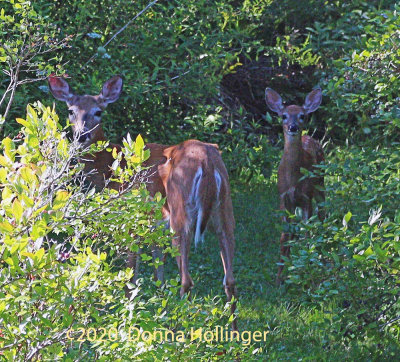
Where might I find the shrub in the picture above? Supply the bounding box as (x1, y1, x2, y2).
(284, 145, 400, 352)
(0, 0, 68, 131)
(310, 2, 400, 143)
(0, 103, 257, 360)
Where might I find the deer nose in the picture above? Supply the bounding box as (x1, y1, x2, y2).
(78, 127, 91, 143)
(78, 134, 90, 143)
(288, 124, 299, 133)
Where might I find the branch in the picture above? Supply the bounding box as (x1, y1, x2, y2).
(24, 330, 68, 361)
(1, 54, 23, 126)
(380, 316, 400, 330)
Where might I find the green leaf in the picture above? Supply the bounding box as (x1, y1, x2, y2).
(2, 137, 15, 161)
(21, 193, 34, 208)
(31, 220, 48, 239)
(0, 221, 14, 233)
(343, 211, 352, 227)
(28, 136, 39, 148)
(34, 248, 45, 262)
(53, 190, 69, 210)
(16, 117, 30, 128)
(135, 134, 145, 159)
(0, 155, 9, 166)
(364, 246, 374, 257)
(12, 199, 23, 222)
(0, 167, 7, 182)
(353, 254, 365, 262)
(363, 127, 371, 134)
(20, 167, 37, 184)
(112, 146, 118, 159)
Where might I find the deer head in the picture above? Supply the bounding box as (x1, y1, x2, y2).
(48, 75, 123, 146)
(265, 88, 322, 138)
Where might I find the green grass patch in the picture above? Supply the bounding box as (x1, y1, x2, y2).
(159, 180, 400, 359)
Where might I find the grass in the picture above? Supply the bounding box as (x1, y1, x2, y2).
(155, 181, 397, 360)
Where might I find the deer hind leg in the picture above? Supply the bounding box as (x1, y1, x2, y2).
(174, 231, 193, 297)
(218, 228, 237, 331)
(210, 196, 237, 330)
(168, 209, 193, 297)
(165, 170, 196, 297)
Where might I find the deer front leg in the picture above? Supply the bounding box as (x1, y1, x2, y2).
(276, 228, 291, 285)
(276, 198, 292, 285)
(315, 190, 325, 221)
(302, 197, 313, 221)
(152, 246, 165, 283)
(125, 249, 142, 298)
(152, 212, 170, 284)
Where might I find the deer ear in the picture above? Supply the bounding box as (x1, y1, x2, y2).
(303, 88, 322, 114)
(265, 88, 284, 116)
(99, 75, 123, 105)
(48, 76, 74, 102)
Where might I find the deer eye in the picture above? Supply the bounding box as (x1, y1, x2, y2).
(68, 109, 74, 116)
(282, 114, 287, 120)
(94, 111, 102, 117)
(299, 114, 305, 121)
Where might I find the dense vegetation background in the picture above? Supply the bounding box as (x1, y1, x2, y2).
(1, 0, 399, 359)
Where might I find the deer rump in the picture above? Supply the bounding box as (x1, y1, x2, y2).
(158, 140, 227, 245)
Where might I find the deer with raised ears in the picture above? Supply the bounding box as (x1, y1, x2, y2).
(48, 75, 237, 330)
(265, 87, 325, 285)
(48, 74, 169, 282)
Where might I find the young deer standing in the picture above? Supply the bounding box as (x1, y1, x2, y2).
(48, 75, 237, 329)
(265, 88, 325, 284)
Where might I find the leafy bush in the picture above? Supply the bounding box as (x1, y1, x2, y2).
(284, 144, 400, 353)
(0, 103, 257, 360)
(0, 0, 68, 131)
(2, 0, 400, 358)
(310, 2, 400, 143)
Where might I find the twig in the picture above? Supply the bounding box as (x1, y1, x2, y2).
(24, 330, 67, 361)
(380, 315, 400, 330)
(80, 0, 159, 70)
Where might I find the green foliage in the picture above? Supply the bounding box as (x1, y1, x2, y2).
(32, 0, 261, 146)
(274, 35, 321, 68)
(284, 144, 400, 350)
(1, 0, 400, 359)
(309, 2, 400, 142)
(0, 0, 67, 130)
(0, 104, 259, 360)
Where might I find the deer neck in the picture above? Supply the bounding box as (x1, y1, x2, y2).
(284, 133, 303, 161)
(280, 134, 304, 187)
(81, 127, 113, 170)
(91, 127, 107, 144)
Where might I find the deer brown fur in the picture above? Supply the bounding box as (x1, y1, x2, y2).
(265, 87, 325, 284)
(48, 75, 237, 330)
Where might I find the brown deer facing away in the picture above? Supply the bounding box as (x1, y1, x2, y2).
(265, 87, 325, 285)
(48, 75, 237, 330)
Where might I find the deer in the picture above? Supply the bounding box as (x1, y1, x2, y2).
(265, 87, 325, 285)
(48, 75, 237, 330)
